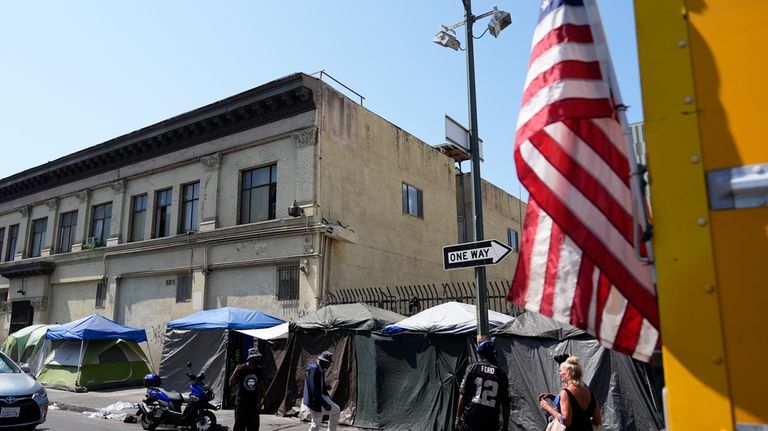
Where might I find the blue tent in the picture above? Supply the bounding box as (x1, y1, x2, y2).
(167, 306, 284, 330)
(45, 314, 147, 343)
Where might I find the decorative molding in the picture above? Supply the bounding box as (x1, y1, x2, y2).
(110, 180, 126, 193)
(46, 198, 58, 211)
(30, 297, 48, 312)
(200, 153, 222, 170)
(76, 190, 89, 203)
(17, 206, 31, 217)
(292, 128, 316, 147)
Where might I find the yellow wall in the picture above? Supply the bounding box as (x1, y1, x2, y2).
(637, 0, 768, 427)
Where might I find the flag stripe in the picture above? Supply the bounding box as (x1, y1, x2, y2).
(516, 98, 614, 146)
(524, 208, 554, 312)
(529, 127, 633, 240)
(552, 235, 581, 321)
(517, 140, 653, 292)
(540, 222, 565, 315)
(562, 118, 630, 180)
(533, 1, 589, 46)
(525, 43, 600, 88)
(570, 257, 595, 328)
(515, 145, 659, 325)
(522, 61, 603, 107)
(530, 24, 594, 66)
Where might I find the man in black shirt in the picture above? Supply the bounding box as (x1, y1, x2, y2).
(229, 347, 266, 431)
(455, 340, 511, 431)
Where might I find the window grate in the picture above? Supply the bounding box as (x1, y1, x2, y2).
(277, 265, 300, 300)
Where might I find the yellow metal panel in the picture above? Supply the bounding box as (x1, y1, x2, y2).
(688, 0, 768, 425)
(635, 1, 733, 429)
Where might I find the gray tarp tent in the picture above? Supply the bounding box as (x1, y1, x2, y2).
(358, 302, 512, 431)
(263, 303, 405, 425)
(158, 307, 284, 407)
(492, 311, 664, 430)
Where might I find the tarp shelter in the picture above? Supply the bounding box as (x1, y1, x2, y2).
(158, 307, 284, 408)
(355, 301, 512, 431)
(380, 301, 513, 334)
(1, 324, 58, 366)
(263, 303, 405, 425)
(38, 314, 151, 391)
(492, 312, 664, 430)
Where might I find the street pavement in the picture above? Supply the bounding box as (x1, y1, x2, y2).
(46, 387, 370, 431)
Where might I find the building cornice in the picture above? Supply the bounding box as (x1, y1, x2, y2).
(0, 73, 318, 204)
(0, 261, 56, 279)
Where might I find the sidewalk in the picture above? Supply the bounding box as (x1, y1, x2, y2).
(47, 387, 370, 431)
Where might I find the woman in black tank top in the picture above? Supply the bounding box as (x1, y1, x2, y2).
(539, 355, 602, 430)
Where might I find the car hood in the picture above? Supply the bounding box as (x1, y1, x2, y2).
(0, 373, 42, 396)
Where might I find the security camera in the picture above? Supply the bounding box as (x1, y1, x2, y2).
(488, 7, 511, 38)
(288, 200, 305, 217)
(433, 26, 460, 51)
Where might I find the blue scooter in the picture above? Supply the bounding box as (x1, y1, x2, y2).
(138, 361, 219, 431)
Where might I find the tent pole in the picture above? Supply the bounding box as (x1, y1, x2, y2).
(76, 339, 85, 389)
(144, 340, 155, 372)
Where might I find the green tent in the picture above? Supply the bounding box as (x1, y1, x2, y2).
(1, 324, 57, 364)
(36, 338, 151, 392)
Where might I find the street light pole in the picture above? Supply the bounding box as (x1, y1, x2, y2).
(463, 0, 490, 340)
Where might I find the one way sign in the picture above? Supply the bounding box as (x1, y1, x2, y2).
(442, 239, 513, 270)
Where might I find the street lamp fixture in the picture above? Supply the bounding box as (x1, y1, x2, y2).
(488, 6, 512, 38)
(434, 1, 511, 340)
(433, 26, 461, 51)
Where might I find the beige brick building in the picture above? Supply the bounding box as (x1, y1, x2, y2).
(0, 73, 525, 364)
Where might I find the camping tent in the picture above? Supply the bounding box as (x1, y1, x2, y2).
(37, 314, 151, 391)
(356, 301, 512, 431)
(263, 303, 405, 425)
(158, 307, 284, 408)
(491, 312, 664, 430)
(1, 324, 58, 366)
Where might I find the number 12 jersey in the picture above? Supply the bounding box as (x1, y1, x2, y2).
(459, 360, 511, 430)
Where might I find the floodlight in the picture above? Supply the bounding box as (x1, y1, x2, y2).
(433, 26, 460, 51)
(488, 6, 511, 38)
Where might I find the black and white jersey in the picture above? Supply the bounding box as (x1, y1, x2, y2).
(459, 360, 510, 430)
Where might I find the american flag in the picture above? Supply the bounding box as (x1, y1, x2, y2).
(508, 0, 659, 361)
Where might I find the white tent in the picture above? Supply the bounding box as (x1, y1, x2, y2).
(235, 322, 290, 340)
(380, 301, 512, 334)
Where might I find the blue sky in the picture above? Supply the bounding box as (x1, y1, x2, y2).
(0, 1, 642, 199)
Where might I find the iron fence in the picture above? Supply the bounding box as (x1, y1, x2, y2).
(323, 280, 524, 316)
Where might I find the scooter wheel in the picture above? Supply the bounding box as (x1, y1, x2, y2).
(193, 410, 217, 431)
(139, 412, 159, 431)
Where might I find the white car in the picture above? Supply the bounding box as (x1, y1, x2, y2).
(0, 352, 47, 430)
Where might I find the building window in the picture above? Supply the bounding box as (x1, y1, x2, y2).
(277, 264, 299, 300)
(57, 211, 78, 253)
(6, 225, 18, 261)
(240, 165, 277, 224)
(508, 228, 519, 252)
(180, 182, 200, 233)
(176, 272, 193, 303)
(154, 189, 173, 238)
(0, 290, 7, 302)
(29, 218, 48, 258)
(90, 202, 112, 247)
(402, 183, 423, 218)
(0, 227, 5, 262)
(95, 280, 106, 308)
(130, 194, 148, 242)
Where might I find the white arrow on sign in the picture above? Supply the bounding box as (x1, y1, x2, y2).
(442, 239, 513, 270)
